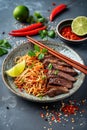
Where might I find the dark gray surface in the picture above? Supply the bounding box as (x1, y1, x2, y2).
(0, 0, 87, 130)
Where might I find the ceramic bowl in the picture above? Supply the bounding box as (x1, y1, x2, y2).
(2, 41, 85, 102)
(56, 19, 87, 44)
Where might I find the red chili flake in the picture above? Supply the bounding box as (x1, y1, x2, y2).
(81, 109, 85, 113)
(40, 113, 44, 118)
(51, 116, 55, 121)
(61, 104, 79, 115)
(56, 117, 61, 122)
(52, 2, 56, 6)
(44, 69, 48, 73)
(60, 26, 84, 40)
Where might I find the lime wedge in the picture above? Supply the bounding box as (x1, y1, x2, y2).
(71, 16, 87, 36)
(6, 60, 25, 77)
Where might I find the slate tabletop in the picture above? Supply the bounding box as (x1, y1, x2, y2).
(0, 0, 87, 130)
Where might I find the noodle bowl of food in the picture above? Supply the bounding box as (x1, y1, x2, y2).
(2, 41, 85, 102)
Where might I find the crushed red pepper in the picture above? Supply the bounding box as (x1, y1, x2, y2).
(61, 104, 79, 115)
(60, 26, 84, 40)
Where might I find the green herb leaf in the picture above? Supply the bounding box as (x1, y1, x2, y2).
(34, 45, 40, 52)
(0, 47, 8, 56)
(28, 50, 36, 57)
(54, 70, 59, 75)
(26, 15, 35, 24)
(34, 12, 43, 18)
(38, 95, 43, 99)
(39, 30, 48, 39)
(48, 63, 53, 70)
(42, 48, 48, 54)
(42, 75, 47, 80)
(38, 53, 44, 60)
(0, 39, 11, 49)
(29, 63, 34, 68)
(47, 30, 55, 38)
(37, 17, 45, 23)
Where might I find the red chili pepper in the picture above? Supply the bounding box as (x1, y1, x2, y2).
(50, 4, 67, 21)
(9, 26, 47, 37)
(12, 22, 43, 33)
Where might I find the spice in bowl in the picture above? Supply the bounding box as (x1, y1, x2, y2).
(60, 25, 84, 40)
(56, 16, 87, 44)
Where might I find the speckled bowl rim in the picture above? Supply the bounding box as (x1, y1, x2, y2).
(56, 19, 87, 43)
(2, 41, 85, 103)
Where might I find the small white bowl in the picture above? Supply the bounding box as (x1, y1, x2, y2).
(56, 19, 87, 44)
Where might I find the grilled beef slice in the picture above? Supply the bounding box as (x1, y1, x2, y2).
(52, 64, 77, 76)
(43, 55, 72, 68)
(49, 77, 73, 88)
(44, 85, 69, 97)
(47, 70, 76, 82)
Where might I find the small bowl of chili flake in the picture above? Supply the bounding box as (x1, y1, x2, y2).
(56, 19, 87, 44)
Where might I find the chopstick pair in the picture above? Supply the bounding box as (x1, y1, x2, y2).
(27, 36, 87, 75)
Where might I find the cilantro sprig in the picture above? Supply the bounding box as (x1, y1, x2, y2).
(28, 45, 48, 60)
(0, 39, 11, 56)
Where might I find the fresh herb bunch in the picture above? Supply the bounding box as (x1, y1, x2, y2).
(28, 45, 48, 60)
(0, 39, 11, 56)
(27, 11, 47, 24)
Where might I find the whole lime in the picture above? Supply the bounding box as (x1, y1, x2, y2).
(13, 5, 29, 22)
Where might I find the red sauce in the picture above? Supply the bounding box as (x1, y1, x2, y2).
(60, 26, 84, 40)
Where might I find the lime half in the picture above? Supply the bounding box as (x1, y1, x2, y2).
(6, 60, 25, 77)
(71, 16, 87, 36)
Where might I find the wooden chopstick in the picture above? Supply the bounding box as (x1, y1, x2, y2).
(27, 36, 87, 75)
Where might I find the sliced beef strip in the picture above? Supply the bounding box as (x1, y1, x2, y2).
(49, 77, 73, 89)
(44, 85, 69, 97)
(52, 64, 78, 76)
(47, 70, 76, 82)
(43, 57, 72, 68)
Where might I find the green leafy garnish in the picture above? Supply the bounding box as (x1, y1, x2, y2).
(39, 30, 48, 39)
(34, 11, 47, 23)
(28, 50, 36, 57)
(0, 48, 8, 56)
(48, 63, 53, 70)
(38, 53, 44, 60)
(39, 30, 55, 39)
(29, 63, 34, 68)
(38, 95, 43, 99)
(27, 15, 35, 24)
(42, 75, 47, 80)
(28, 45, 48, 60)
(0, 39, 11, 56)
(42, 48, 48, 53)
(0, 39, 11, 49)
(34, 45, 40, 52)
(37, 17, 46, 23)
(34, 12, 43, 18)
(54, 70, 59, 75)
(47, 30, 55, 38)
